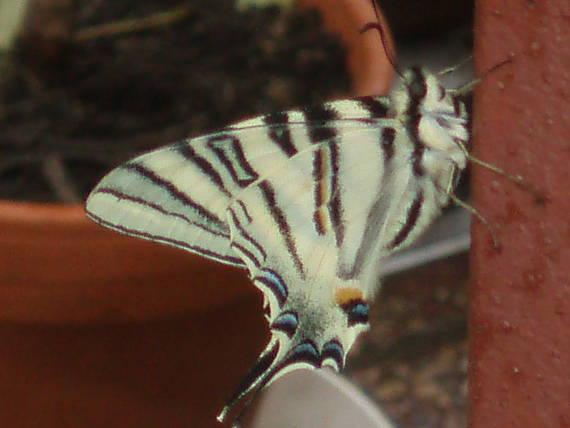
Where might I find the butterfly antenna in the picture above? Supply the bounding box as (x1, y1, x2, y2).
(452, 57, 513, 96)
(359, 1, 402, 79)
(437, 55, 473, 77)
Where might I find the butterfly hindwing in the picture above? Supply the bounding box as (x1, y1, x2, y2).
(219, 115, 456, 416)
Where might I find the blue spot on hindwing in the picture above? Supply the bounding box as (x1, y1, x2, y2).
(288, 340, 320, 366)
(340, 299, 369, 326)
(254, 269, 288, 306)
(321, 339, 344, 370)
(270, 311, 298, 338)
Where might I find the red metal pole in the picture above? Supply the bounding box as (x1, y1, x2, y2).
(470, 0, 570, 426)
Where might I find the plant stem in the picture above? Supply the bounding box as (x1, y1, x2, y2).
(75, 5, 192, 41)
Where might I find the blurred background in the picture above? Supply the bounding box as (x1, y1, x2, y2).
(0, 1, 474, 427)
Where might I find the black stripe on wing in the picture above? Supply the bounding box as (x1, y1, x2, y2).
(176, 144, 231, 197)
(86, 211, 243, 266)
(388, 191, 424, 250)
(228, 207, 267, 264)
(259, 181, 305, 277)
(207, 134, 259, 188)
(230, 242, 262, 269)
(93, 187, 229, 238)
(312, 148, 326, 235)
(405, 67, 428, 177)
(220, 342, 280, 419)
(123, 163, 225, 229)
(328, 142, 344, 247)
(236, 200, 253, 224)
(264, 111, 298, 157)
(356, 96, 390, 119)
(381, 127, 396, 161)
(303, 104, 339, 143)
(350, 125, 400, 276)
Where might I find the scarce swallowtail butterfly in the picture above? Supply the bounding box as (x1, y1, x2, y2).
(85, 22, 470, 426)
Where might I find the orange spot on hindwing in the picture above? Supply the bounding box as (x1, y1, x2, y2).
(334, 287, 364, 306)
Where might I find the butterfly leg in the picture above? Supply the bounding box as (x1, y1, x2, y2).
(435, 170, 501, 249)
(454, 138, 544, 203)
(448, 193, 501, 250)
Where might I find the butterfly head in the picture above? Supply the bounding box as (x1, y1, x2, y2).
(392, 67, 469, 170)
(217, 269, 370, 423)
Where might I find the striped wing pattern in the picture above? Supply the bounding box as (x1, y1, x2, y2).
(87, 98, 399, 268)
(86, 67, 469, 424)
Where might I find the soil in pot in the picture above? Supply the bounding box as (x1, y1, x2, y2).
(0, 0, 349, 203)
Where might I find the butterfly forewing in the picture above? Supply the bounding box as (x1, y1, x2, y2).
(86, 98, 392, 265)
(87, 141, 241, 265)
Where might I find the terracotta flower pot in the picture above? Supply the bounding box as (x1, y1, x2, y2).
(0, 1, 393, 427)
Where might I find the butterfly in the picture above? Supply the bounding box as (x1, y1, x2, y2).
(85, 65, 469, 423)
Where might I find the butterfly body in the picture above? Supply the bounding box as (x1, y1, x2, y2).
(86, 66, 468, 421)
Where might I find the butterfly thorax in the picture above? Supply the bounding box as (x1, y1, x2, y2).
(391, 67, 468, 177)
